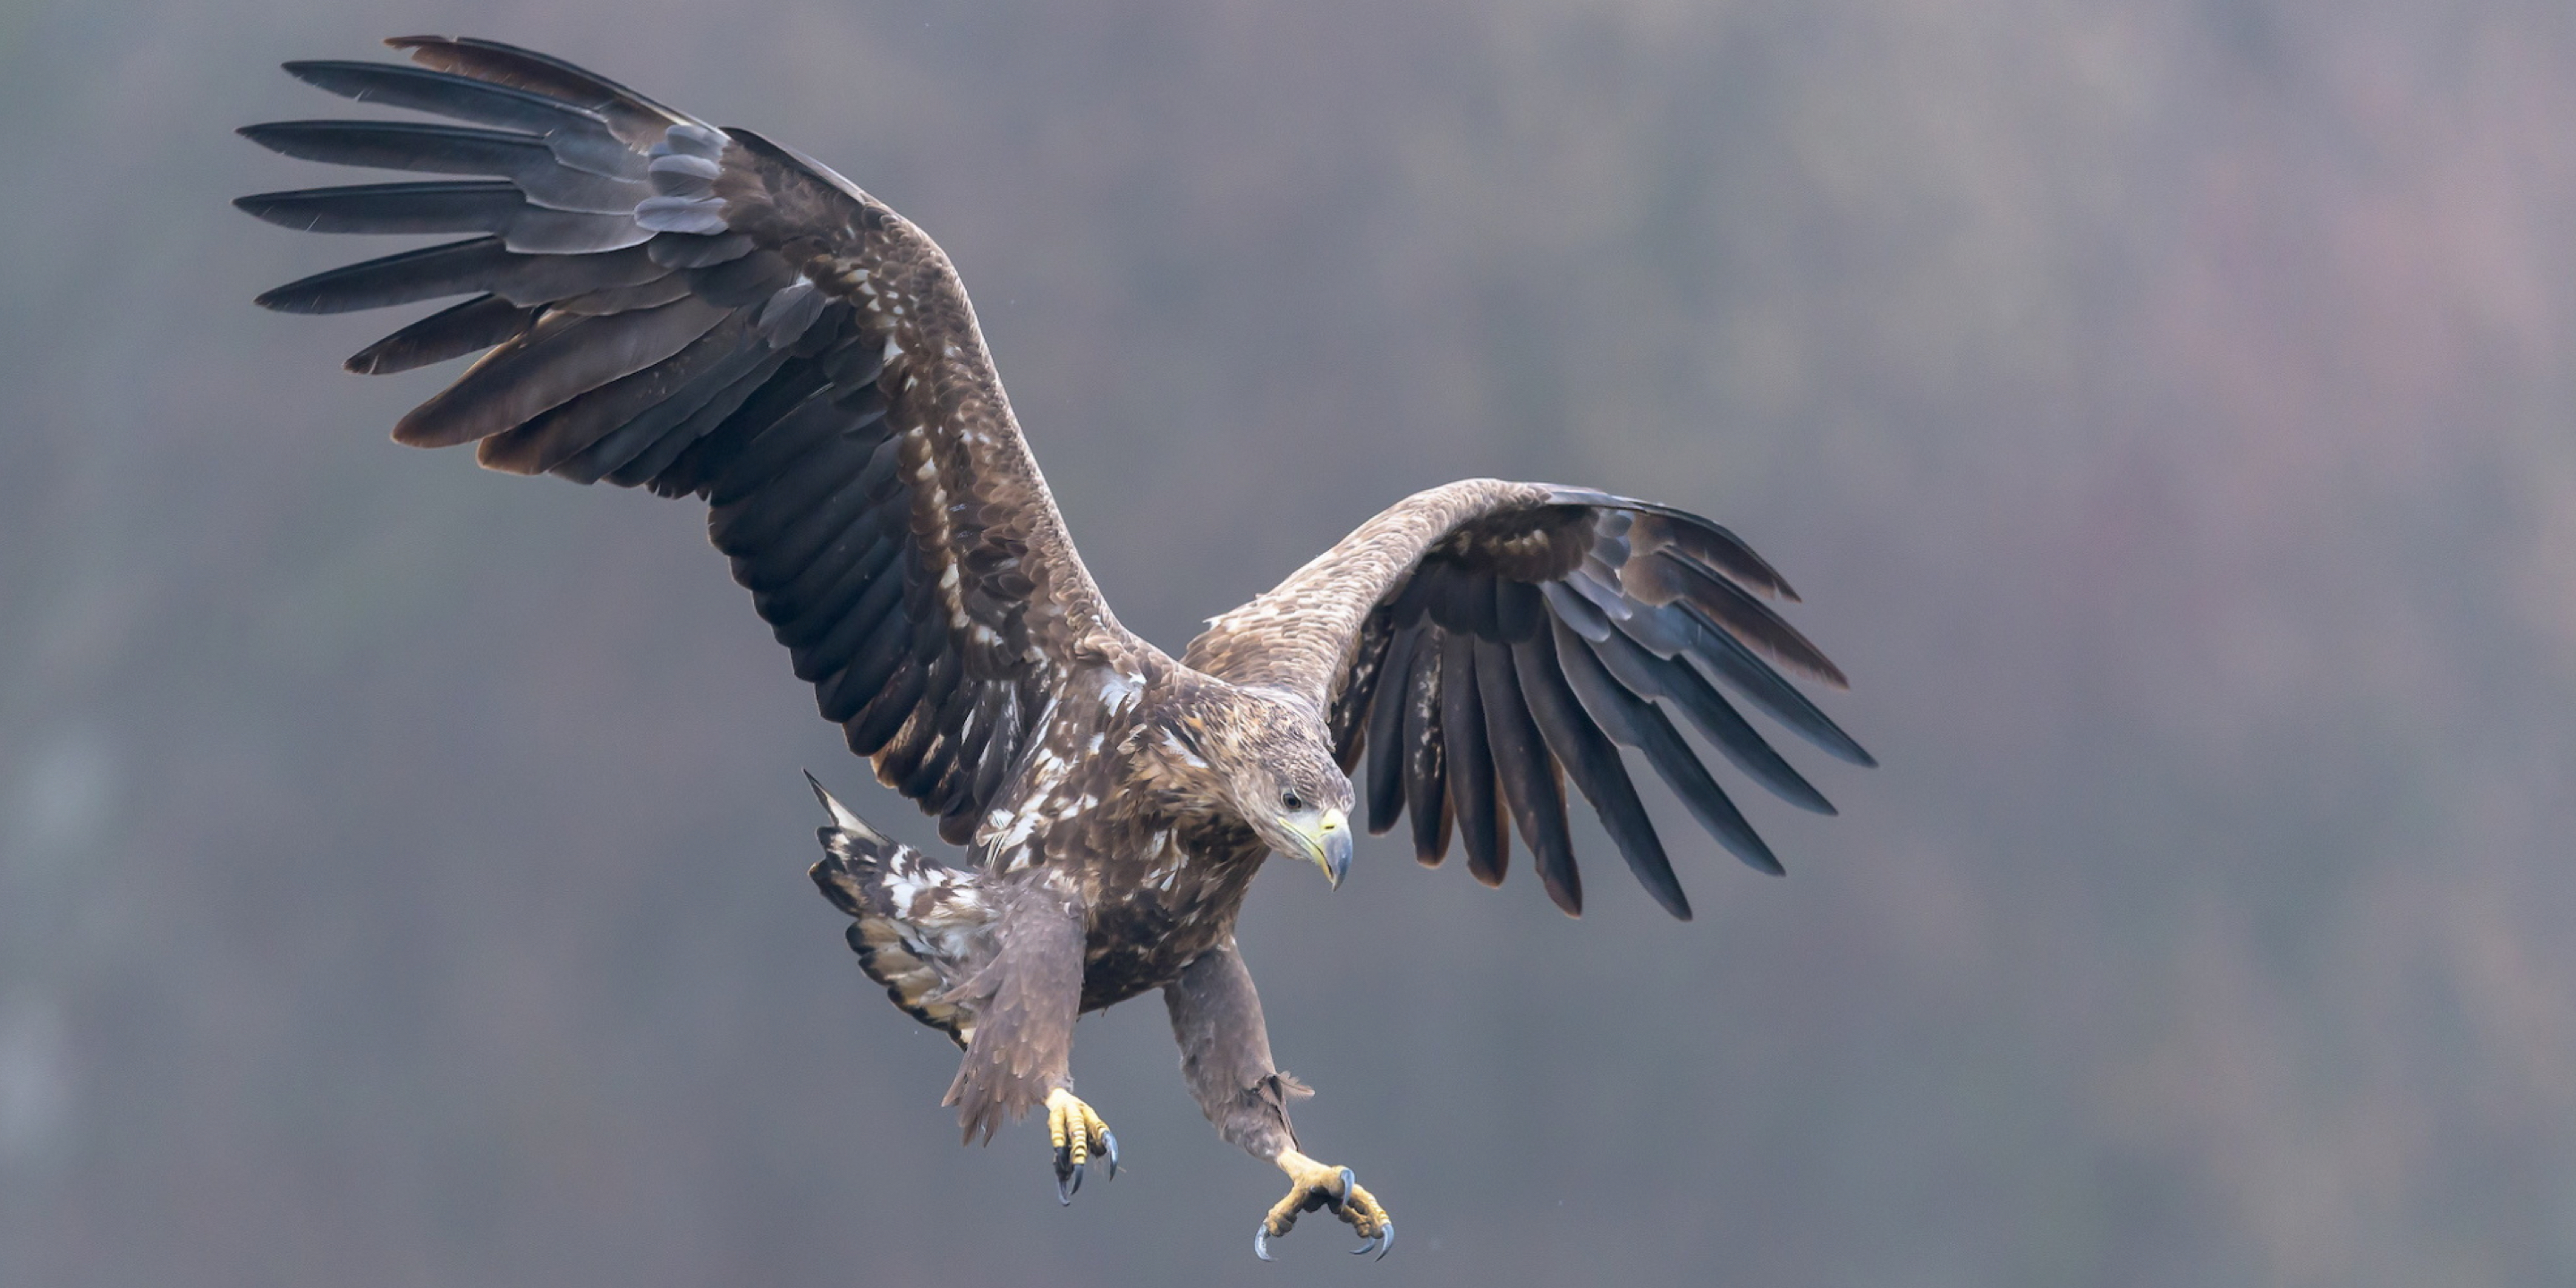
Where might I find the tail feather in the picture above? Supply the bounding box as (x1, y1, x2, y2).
(806, 774, 996, 1048)
(805, 770, 879, 839)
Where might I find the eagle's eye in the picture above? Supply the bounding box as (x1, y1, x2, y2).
(1279, 789, 1305, 812)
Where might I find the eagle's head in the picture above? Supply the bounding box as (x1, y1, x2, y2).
(1165, 686, 1355, 887)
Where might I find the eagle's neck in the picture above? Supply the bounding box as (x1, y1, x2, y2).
(1117, 670, 1307, 856)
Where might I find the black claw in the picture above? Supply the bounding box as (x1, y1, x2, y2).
(1100, 1129, 1120, 1180)
(1254, 1223, 1275, 1262)
(1054, 1149, 1079, 1205)
(1333, 1167, 1356, 1210)
(1376, 1221, 1395, 1260)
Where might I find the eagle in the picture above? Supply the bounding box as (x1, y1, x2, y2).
(237, 37, 1874, 1260)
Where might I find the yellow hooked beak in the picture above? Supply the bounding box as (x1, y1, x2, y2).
(1290, 808, 1352, 889)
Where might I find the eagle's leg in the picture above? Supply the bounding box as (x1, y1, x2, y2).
(940, 873, 1117, 1202)
(1164, 941, 1394, 1260)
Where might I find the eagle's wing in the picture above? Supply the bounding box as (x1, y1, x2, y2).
(1183, 479, 1872, 919)
(240, 38, 1138, 843)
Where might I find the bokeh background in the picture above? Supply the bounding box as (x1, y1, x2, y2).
(5, 1, 2575, 1284)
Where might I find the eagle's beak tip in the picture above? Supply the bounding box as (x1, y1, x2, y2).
(1319, 809, 1352, 889)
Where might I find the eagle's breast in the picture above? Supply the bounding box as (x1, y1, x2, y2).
(1076, 817, 1267, 1012)
(962, 659, 1266, 1009)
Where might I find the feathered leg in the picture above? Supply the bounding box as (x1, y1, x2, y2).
(1164, 941, 1393, 1260)
(941, 871, 1114, 1202)
(807, 778, 1113, 1203)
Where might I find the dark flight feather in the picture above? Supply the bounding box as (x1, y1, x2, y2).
(280, 58, 625, 148)
(554, 337, 785, 484)
(705, 384, 845, 505)
(611, 349, 791, 489)
(1575, 606, 1832, 816)
(1619, 602, 1875, 767)
(1471, 637, 1580, 914)
(343, 292, 535, 374)
(1554, 619, 1782, 877)
(237, 121, 644, 212)
(1628, 507, 1801, 602)
(728, 436, 898, 597)
(401, 296, 730, 448)
(708, 410, 883, 553)
(254, 237, 515, 314)
(476, 314, 757, 475)
(1363, 626, 1422, 836)
(1623, 550, 1846, 688)
(1402, 630, 1451, 864)
(801, 561, 911, 687)
(386, 36, 693, 148)
(1438, 629, 1507, 884)
(841, 653, 927, 755)
(1513, 624, 1690, 919)
(771, 527, 903, 656)
(234, 182, 651, 254)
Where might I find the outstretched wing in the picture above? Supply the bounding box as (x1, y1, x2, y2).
(1183, 479, 1872, 919)
(239, 38, 1140, 843)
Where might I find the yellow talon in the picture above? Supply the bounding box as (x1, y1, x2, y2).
(1256, 1147, 1394, 1260)
(1043, 1089, 1118, 1202)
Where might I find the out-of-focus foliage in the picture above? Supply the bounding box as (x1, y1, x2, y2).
(4, 1, 2573, 1284)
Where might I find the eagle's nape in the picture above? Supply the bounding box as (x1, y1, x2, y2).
(240, 37, 1872, 1261)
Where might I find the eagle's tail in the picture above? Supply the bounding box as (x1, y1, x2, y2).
(806, 773, 995, 1048)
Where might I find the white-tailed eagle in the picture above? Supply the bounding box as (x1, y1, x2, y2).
(237, 37, 1874, 1260)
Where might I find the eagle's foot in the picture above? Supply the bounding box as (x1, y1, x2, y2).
(1253, 1147, 1393, 1261)
(1044, 1088, 1118, 1203)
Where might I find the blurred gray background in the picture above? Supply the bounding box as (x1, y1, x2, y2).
(4, 1, 2574, 1284)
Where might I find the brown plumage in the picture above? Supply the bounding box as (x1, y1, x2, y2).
(240, 38, 1874, 1257)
